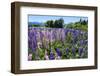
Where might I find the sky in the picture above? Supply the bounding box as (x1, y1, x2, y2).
(28, 15, 88, 24)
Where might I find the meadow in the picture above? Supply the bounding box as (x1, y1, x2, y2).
(28, 17, 88, 60)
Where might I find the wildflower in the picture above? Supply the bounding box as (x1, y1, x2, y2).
(78, 47, 83, 57)
(72, 47, 75, 56)
(80, 40, 84, 46)
(49, 50, 55, 60)
(28, 53, 32, 60)
(66, 48, 69, 55)
(55, 48, 62, 57)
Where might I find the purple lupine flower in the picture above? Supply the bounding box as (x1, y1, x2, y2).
(66, 48, 69, 55)
(80, 40, 84, 46)
(39, 30, 44, 48)
(28, 29, 37, 52)
(51, 30, 54, 41)
(78, 47, 83, 57)
(56, 29, 61, 41)
(84, 40, 88, 45)
(49, 53, 55, 60)
(51, 29, 56, 41)
(47, 29, 51, 41)
(28, 33, 32, 49)
(72, 47, 75, 56)
(28, 40, 32, 49)
(31, 30, 37, 52)
(72, 31, 78, 44)
(55, 48, 62, 57)
(28, 30, 33, 39)
(39, 31, 44, 40)
(64, 29, 68, 35)
(61, 29, 66, 41)
(49, 50, 55, 60)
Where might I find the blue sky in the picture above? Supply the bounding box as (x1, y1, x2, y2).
(28, 15, 88, 24)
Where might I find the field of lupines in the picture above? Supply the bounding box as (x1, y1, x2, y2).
(28, 27, 88, 60)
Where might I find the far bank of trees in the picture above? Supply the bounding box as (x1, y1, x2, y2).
(45, 18, 88, 31)
(65, 19, 88, 31)
(45, 18, 64, 28)
(31, 18, 88, 31)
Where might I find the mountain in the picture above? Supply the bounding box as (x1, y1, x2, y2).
(29, 22, 42, 25)
(28, 22, 45, 27)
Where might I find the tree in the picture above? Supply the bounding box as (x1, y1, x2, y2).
(82, 20, 88, 25)
(45, 20, 54, 28)
(54, 20, 59, 28)
(45, 20, 50, 27)
(65, 23, 74, 28)
(54, 18, 64, 28)
(79, 18, 88, 25)
(58, 18, 64, 28)
(50, 20, 54, 27)
(45, 18, 64, 28)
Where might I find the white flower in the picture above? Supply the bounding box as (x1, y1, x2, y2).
(28, 54, 32, 60)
